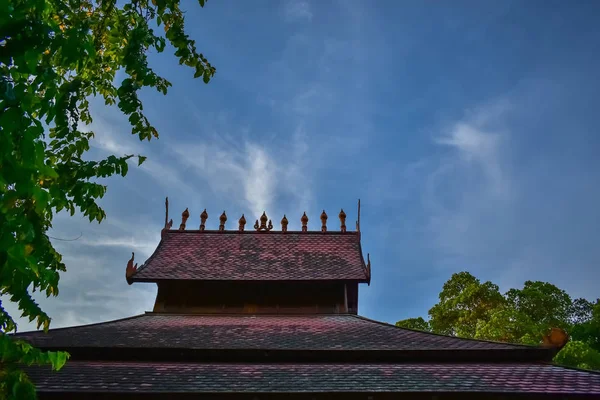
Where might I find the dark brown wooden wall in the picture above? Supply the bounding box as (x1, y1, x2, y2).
(153, 281, 359, 314)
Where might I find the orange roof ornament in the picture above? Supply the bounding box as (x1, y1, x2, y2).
(179, 208, 189, 231)
(200, 209, 208, 231)
(301, 212, 309, 232)
(255, 212, 273, 231)
(238, 214, 246, 231)
(339, 209, 347, 233)
(219, 211, 227, 231)
(542, 327, 569, 349)
(281, 215, 288, 232)
(320, 210, 328, 232)
(125, 252, 137, 284)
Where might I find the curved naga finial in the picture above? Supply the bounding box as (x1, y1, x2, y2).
(126, 252, 138, 283)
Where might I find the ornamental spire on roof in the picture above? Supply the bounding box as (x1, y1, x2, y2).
(200, 209, 208, 230)
(320, 210, 328, 232)
(254, 211, 273, 231)
(339, 209, 347, 233)
(155, 205, 361, 233)
(219, 211, 227, 231)
(179, 208, 189, 230)
(301, 212, 308, 232)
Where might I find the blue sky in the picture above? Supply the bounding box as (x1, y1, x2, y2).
(7, 0, 600, 330)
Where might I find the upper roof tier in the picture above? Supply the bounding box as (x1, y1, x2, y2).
(126, 202, 370, 284)
(128, 230, 370, 283)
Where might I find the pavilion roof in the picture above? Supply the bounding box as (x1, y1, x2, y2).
(128, 230, 370, 283)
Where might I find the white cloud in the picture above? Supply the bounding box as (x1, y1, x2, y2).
(423, 102, 514, 260)
(171, 133, 309, 220)
(283, 0, 313, 22)
(244, 144, 276, 216)
(434, 103, 511, 199)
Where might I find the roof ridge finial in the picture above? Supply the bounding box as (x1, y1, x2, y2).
(301, 211, 308, 232)
(239, 214, 246, 231)
(356, 199, 361, 232)
(219, 211, 227, 231)
(200, 209, 208, 231)
(367, 253, 371, 283)
(162, 197, 172, 238)
(164, 197, 169, 229)
(125, 252, 137, 284)
(542, 327, 569, 349)
(281, 214, 288, 232)
(339, 208, 347, 233)
(255, 211, 273, 231)
(179, 208, 189, 231)
(320, 210, 328, 232)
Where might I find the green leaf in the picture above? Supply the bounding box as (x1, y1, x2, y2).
(47, 350, 69, 371)
(138, 155, 147, 166)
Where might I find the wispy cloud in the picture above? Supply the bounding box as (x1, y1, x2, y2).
(170, 131, 309, 221)
(422, 102, 515, 262)
(283, 0, 313, 22)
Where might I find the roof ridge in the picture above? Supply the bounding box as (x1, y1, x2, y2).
(163, 230, 360, 235)
(13, 314, 147, 336)
(143, 312, 354, 318)
(350, 315, 542, 350)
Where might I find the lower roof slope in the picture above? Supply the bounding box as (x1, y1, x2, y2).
(26, 361, 600, 395)
(129, 231, 369, 282)
(19, 313, 600, 396)
(17, 313, 529, 352)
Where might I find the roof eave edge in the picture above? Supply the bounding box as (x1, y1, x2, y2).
(126, 237, 167, 284)
(356, 232, 370, 285)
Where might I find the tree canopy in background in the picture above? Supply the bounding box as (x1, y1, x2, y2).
(0, 0, 215, 398)
(396, 272, 600, 371)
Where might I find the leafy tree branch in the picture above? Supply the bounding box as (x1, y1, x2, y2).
(0, 0, 215, 398)
(396, 272, 600, 370)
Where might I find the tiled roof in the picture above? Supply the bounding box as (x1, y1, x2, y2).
(130, 231, 369, 282)
(17, 314, 526, 351)
(26, 361, 600, 394)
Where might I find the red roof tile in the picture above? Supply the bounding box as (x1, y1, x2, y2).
(26, 361, 600, 394)
(17, 314, 528, 351)
(130, 231, 369, 282)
